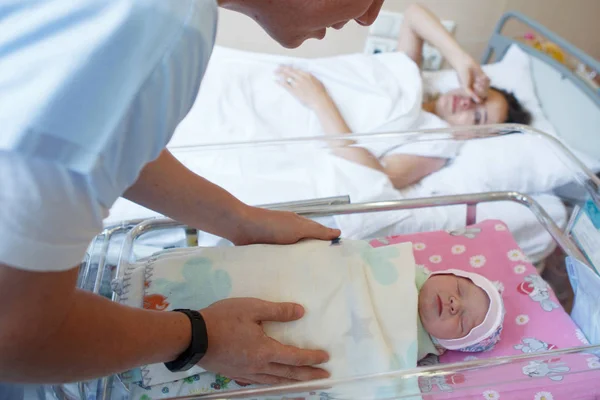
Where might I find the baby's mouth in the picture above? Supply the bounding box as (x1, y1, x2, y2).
(436, 295, 442, 317)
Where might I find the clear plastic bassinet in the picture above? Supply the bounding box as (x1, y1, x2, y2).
(41, 124, 600, 400)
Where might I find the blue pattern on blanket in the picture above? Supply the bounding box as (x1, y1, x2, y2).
(361, 246, 401, 285)
(150, 257, 232, 309)
(336, 241, 401, 285)
(373, 340, 419, 398)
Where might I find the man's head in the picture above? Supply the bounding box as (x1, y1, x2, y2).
(434, 86, 532, 127)
(219, 0, 385, 48)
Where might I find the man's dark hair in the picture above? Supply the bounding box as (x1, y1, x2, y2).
(491, 86, 532, 125)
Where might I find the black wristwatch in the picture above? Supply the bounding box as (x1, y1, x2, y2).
(165, 309, 208, 372)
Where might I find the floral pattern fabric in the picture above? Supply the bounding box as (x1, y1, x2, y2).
(370, 219, 599, 399)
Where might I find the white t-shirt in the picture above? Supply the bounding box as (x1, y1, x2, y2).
(0, 0, 218, 271)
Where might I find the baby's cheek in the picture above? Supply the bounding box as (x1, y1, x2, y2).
(473, 310, 487, 328)
(426, 320, 450, 339)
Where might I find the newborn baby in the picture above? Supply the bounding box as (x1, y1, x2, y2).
(416, 267, 505, 358)
(137, 238, 505, 387)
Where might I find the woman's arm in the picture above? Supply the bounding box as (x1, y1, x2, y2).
(381, 154, 447, 189)
(398, 4, 490, 102)
(276, 66, 385, 172)
(275, 66, 445, 189)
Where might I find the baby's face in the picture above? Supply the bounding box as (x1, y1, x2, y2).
(418, 274, 490, 340)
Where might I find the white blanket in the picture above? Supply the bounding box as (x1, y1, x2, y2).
(121, 240, 419, 391)
(170, 46, 462, 164)
(172, 47, 436, 146)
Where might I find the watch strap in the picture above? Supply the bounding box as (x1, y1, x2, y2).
(164, 309, 208, 372)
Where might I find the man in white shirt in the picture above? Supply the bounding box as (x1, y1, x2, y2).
(0, 0, 384, 387)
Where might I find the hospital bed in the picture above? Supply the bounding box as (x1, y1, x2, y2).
(37, 10, 600, 400)
(105, 11, 600, 266)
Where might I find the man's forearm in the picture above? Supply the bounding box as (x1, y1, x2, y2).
(2, 288, 190, 383)
(403, 4, 467, 67)
(125, 150, 251, 242)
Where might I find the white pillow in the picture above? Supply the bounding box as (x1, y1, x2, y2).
(422, 45, 581, 194)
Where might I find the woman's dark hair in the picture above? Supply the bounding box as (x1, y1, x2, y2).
(491, 86, 532, 125)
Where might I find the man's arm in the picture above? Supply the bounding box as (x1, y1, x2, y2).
(124, 150, 250, 243)
(0, 265, 191, 383)
(124, 150, 339, 245)
(0, 264, 329, 384)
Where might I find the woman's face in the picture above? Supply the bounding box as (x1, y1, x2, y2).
(418, 274, 490, 340)
(434, 88, 509, 126)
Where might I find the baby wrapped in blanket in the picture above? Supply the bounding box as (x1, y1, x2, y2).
(129, 239, 504, 390)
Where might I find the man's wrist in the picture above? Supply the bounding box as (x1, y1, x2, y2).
(193, 198, 250, 245)
(164, 310, 193, 362)
(164, 310, 208, 372)
(220, 204, 274, 246)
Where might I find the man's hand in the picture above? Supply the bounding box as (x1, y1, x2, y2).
(453, 55, 490, 104)
(125, 151, 340, 247)
(231, 207, 340, 246)
(199, 298, 330, 385)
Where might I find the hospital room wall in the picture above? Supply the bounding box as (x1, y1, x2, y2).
(216, 0, 600, 63)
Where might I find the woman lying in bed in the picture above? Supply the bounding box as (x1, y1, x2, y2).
(276, 4, 531, 190)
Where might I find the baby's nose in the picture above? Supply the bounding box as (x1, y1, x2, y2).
(449, 296, 461, 315)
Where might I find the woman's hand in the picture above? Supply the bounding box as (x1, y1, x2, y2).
(453, 55, 490, 103)
(276, 66, 332, 110)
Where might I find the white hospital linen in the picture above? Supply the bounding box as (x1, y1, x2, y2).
(0, 0, 217, 270)
(120, 240, 419, 388)
(170, 47, 462, 159)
